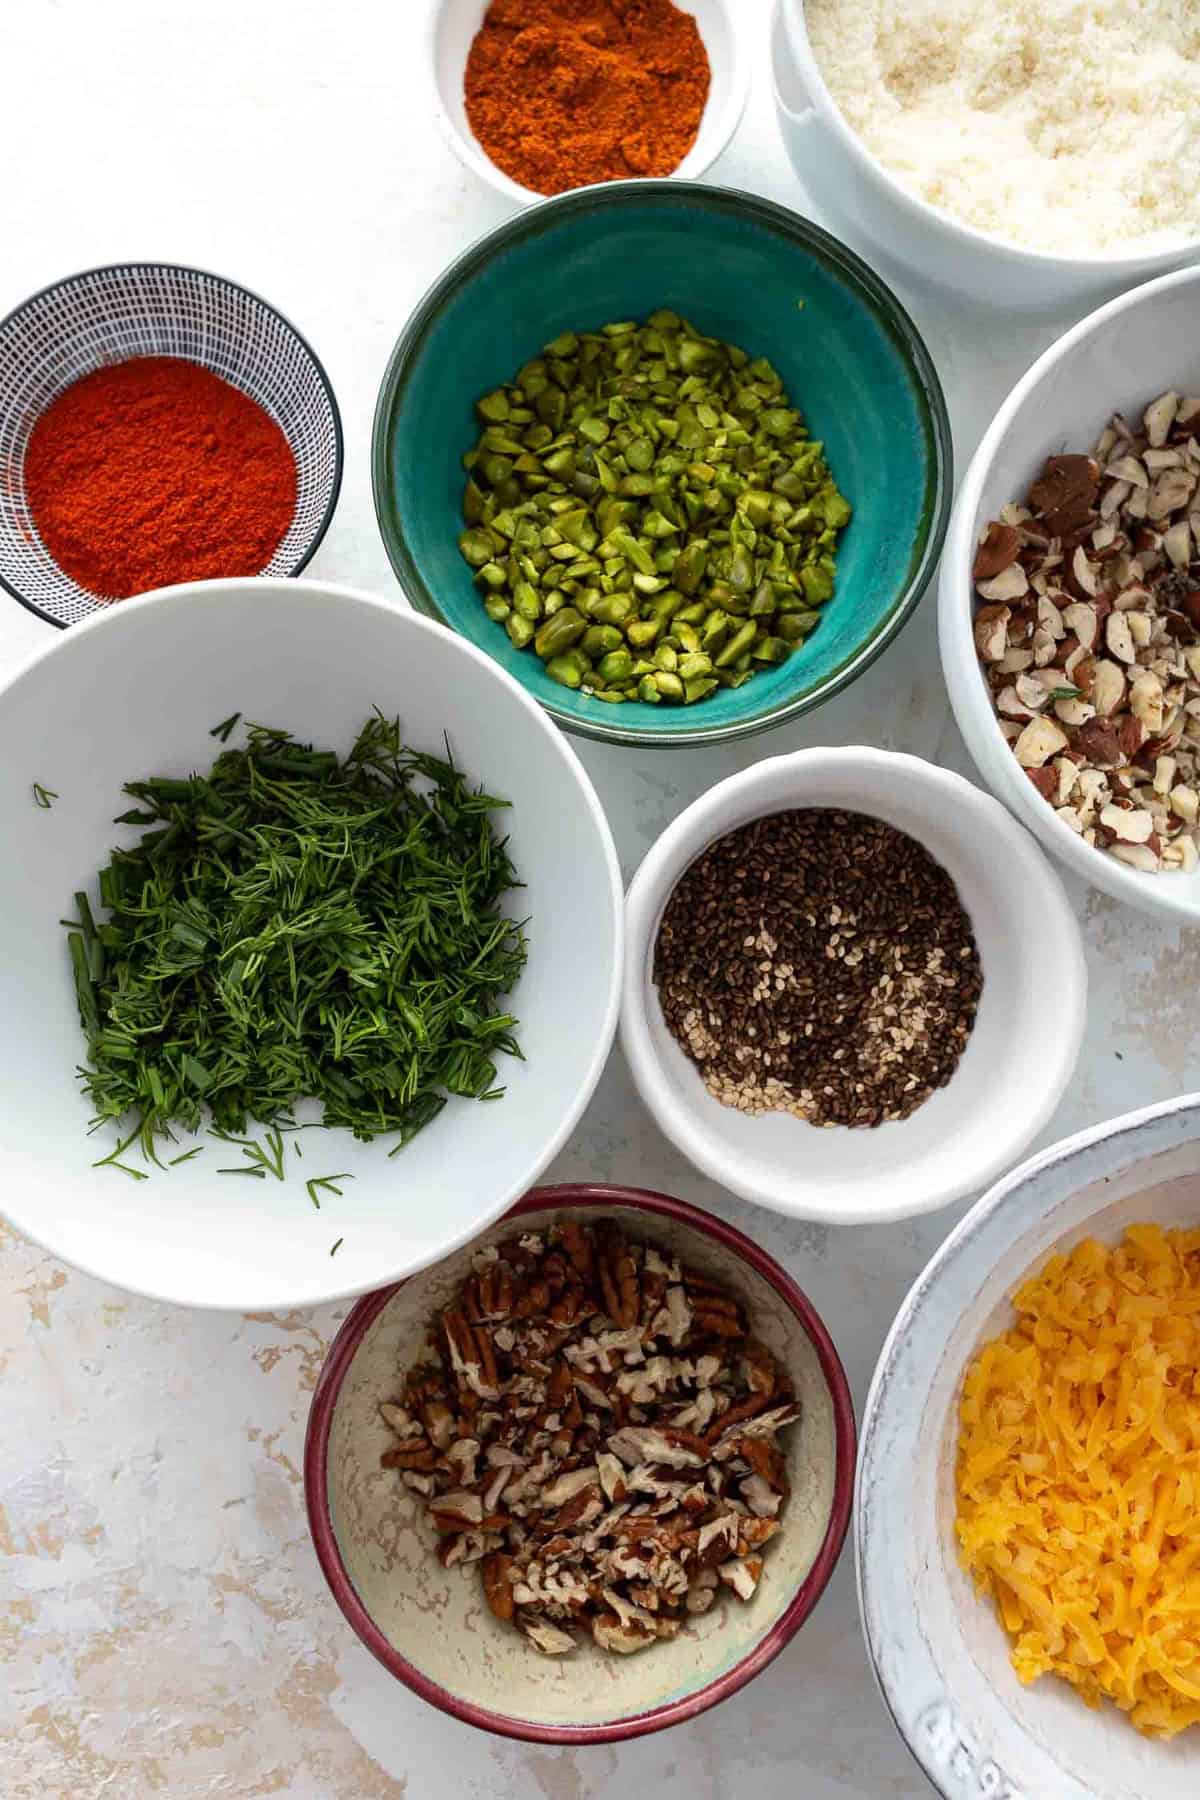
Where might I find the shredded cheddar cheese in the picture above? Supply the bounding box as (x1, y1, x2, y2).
(956, 1224, 1200, 1739)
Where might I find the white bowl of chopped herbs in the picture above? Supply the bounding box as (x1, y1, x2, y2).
(621, 745, 1086, 1224)
(0, 579, 622, 1309)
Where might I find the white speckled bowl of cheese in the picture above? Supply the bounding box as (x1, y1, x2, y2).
(771, 0, 1200, 310)
(858, 1093, 1200, 1798)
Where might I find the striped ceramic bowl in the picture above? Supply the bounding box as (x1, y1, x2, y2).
(0, 261, 342, 627)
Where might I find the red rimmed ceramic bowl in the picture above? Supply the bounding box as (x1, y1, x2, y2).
(304, 1182, 855, 1743)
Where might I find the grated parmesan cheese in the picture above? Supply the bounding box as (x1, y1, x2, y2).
(804, 0, 1200, 255)
(956, 1224, 1200, 1738)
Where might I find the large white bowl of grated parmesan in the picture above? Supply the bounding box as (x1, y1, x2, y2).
(772, 0, 1200, 310)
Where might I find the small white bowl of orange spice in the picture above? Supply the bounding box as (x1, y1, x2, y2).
(857, 1093, 1200, 1797)
(427, 0, 751, 206)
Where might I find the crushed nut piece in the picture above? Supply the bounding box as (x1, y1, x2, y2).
(972, 389, 1200, 875)
(378, 1221, 799, 1657)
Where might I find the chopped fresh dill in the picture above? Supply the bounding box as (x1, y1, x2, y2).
(210, 712, 241, 742)
(68, 712, 527, 1171)
(211, 1125, 287, 1181)
(33, 782, 59, 809)
(306, 1172, 353, 1210)
(167, 1146, 204, 1167)
(330, 1237, 344, 1257)
(103, 1160, 149, 1181)
(91, 1122, 149, 1181)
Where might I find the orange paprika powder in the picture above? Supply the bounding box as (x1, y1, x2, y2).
(463, 0, 711, 197)
(25, 356, 297, 600)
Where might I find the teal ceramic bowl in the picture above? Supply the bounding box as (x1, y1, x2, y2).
(373, 183, 951, 747)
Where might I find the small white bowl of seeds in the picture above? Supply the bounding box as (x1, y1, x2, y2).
(620, 745, 1086, 1226)
(940, 265, 1200, 923)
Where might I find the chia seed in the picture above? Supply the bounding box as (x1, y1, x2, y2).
(652, 808, 983, 1128)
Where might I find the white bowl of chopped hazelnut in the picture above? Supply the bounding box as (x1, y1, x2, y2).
(941, 265, 1200, 923)
(305, 1185, 855, 1741)
(621, 745, 1086, 1225)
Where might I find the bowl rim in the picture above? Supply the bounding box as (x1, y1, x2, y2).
(854, 1090, 1200, 1800)
(0, 578, 624, 1311)
(775, 0, 1200, 275)
(371, 178, 954, 749)
(424, 0, 753, 208)
(0, 259, 345, 631)
(620, 744, 1087, 1223)
(303, 1179, 857, 1743)
(938, 261, 1200, 925)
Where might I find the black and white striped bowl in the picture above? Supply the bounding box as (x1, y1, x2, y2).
(0, 262, 343, 627)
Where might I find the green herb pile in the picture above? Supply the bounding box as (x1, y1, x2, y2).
(458, 311, 852, 707)
(67, 712, 528, 1164)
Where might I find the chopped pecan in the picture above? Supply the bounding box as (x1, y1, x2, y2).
(482, 1551, 515, 1622)
(597, 1227, 639, 1328)
(381, 1441, 437, 1472)
(741, 1341, 778, 1397)
(469, 1260, 514, 1321)
(557, 1219, 594, 1281)
(379, 1220, 798, 1659)
(548, 1281, 587, 1327)
(687, 1280, 745, 1340)
(512, 1277, 551, 1319)
(736, 1434, 787, 1491)
(706, 1388, 770, 1440)
(420, 1398, 456, 1451)
(442, 1309, 500, 1396)
(553, 1484, 601, 1532)
(547, 1357, 573, 1403)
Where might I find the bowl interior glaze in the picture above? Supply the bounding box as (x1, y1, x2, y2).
(374, 184, 951, 746)
(311, 1190, 852, 1740)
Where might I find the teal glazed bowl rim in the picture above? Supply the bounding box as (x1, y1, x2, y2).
(372, 181, 953, 748)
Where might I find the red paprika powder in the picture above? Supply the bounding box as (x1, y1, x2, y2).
(25, 356, 297, 600)
(463, 0, 711, 197)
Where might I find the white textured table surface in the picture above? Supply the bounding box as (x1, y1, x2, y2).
(1, 4, 1193, 1796)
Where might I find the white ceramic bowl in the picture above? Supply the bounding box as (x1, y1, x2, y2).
(306, 1183, 856, 1741)
(428, 0, 750, 206)
(939, 265, 1200, 925)
(620, 746, 1086, 1226)
(857, 1093, 1200, 1800)
(0, 580, 622, 1310)
(771, 0, 1200, 313)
